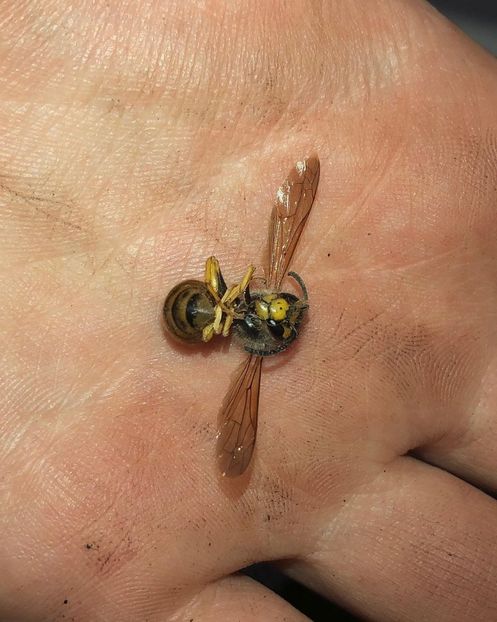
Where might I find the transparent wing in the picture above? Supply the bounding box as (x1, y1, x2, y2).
(266, 155, 320, 289)
(216, 355, 263, 477)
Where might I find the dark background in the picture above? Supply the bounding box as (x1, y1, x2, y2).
(245, 1, 496, 620)
(431, 0, 497, 55)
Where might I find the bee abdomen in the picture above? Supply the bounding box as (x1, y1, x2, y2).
(163, 280, 215, 343)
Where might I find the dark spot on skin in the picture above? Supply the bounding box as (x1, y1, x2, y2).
(367, 232, 371, 236)
(63, 599, 68, 604)
(208, 541, 212, 547)
(327, 252, 330, 257)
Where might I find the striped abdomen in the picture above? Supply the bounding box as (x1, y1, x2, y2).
(163, 280, 216, 342)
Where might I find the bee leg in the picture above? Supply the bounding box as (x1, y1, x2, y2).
(203, 304, 224, 341)
(204, 257, 218, 299)
(239, 265, 255, 295)
(222, 312, 234, 337)
(221, 265, 255, 305)
(220, 284, 238, 305)
(202, 323, 215, 342)
(205, 256, 227, 299)
(202, 301, 224, 342)
(213, 303, 224, 335)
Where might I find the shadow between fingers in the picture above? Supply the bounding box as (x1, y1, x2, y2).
(243, 562, 363, 622)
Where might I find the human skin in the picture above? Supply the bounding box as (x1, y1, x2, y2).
(1, 0, 497, 620)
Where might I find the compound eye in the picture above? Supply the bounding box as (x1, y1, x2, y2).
(268, 319, 285, 340)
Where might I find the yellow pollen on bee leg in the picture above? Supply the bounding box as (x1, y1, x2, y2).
(269, 298, 289, 321)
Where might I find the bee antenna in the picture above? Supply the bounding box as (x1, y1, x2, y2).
(287, 271, 308, 301)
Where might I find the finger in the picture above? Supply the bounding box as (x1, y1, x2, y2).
(284, 456, 497, 622)
(179, 575, 312, 622)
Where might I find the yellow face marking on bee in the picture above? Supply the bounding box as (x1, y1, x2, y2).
(269, 297, 289, 321)
(255, 299, 270, 320)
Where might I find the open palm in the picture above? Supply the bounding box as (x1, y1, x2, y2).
(2, 1, 497, 620)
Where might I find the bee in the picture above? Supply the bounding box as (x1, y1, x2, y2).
(163, 155, 320, 476)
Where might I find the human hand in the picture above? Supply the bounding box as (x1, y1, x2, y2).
(2, 1, 497, 620)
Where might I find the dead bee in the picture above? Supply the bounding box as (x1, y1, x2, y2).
(163, 155, 320, 476)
